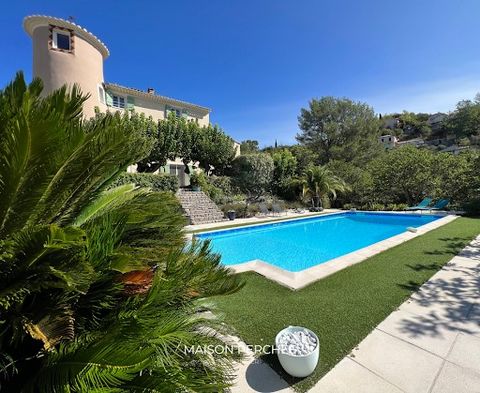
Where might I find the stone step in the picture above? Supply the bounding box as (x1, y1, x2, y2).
(176, 188, 226, 225)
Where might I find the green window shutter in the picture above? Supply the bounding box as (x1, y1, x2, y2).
(105, 90, 113, 106)
(126, 96, 135, 110)
(181, 109, 188, 119)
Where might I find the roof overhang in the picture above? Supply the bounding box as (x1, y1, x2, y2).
(105, 83, 211, 116)
(23, 15, 109, 59)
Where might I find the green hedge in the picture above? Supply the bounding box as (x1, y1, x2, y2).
(110, 173, 178, 193)
(342, 203, 409, 211)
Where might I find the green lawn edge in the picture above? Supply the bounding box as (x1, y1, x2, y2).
(213, 217, 480, 392)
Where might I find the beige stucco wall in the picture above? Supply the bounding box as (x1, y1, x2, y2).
(101, 96, 210, 126)
(119, 94, 209, 126)
(32, 25, 104, 118)
(233, 141, 241, 157)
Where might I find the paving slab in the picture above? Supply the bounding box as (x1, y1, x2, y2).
(405, 268, 479, 305)
(348, 329, 444, 393)
(446, 333, 480, 373)
(231, 357, 293, 393)
(376, 308, 459, 358)
(444, 255, 480, 269)
(430, 361, 480, 393)
(309, 357, 403, 393)
(228, 334, 293, 393)
(399, 294, 474, 321)
(454, 302, 480, 337)
(459, 244, 480, 261)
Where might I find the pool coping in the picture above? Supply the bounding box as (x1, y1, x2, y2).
(197, 212, 459, 290)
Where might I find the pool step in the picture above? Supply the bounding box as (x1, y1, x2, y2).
(176, 189, 225, 225)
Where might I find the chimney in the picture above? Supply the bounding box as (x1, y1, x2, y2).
(147, 87, 155, 95)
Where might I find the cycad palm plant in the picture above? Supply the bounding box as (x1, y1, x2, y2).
(0, 73, 243, 392)
(302, 166, 349, 210)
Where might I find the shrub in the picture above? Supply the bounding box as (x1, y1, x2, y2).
(110, 172, 178, 192)
(189, 171, 201, 187)
(221, 202, 248, 218)
(247, 204, 260, 216)
(209, 175, 234, 195)
(231, 154, 274, 201)
(0, 74, 242, 391)
(464, 198, 480, 217)
(231, 193, 247, 202)
(194, 172, 231, 205)
(271, 149, 298, 198)
(342, 203, 357, 210)
(360, 203, 385, 211)
(367, 146, 437, 205)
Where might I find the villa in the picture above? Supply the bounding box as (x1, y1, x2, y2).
(2, 7, 479, 393)
(379, 134, 398, 149)
(427, 112, 447, 132)
(23, 15, 240, 186)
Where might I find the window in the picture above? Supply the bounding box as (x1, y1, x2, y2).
(52, 30, 71, 51)
(166, 105, 189, 119)
(112, 95, 125, 109)
(98, 85, 105, 104)
(166, 107, 181, 117)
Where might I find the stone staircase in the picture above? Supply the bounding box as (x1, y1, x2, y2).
(176, 189, 225, 225)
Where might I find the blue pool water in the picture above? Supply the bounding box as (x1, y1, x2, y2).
(196, 212, 442, 272)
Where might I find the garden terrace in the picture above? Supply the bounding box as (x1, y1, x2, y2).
(213, 217, 480, 392)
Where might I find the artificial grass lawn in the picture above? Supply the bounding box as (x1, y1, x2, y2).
(213, 217, 480, 392)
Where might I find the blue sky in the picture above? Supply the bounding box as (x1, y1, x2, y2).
(2, 1, 480, 146)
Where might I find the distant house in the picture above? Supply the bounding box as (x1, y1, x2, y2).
(23, 15, 239, 187)
(379, 134, 398, 149)
(427, 113, 447, 132)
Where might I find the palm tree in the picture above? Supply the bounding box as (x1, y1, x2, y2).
(302, 166, 349, 210)
(0, 73, 243, 392)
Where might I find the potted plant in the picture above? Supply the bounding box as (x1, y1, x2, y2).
(189, 172, 201, 191)
(227, 210, 236, 220)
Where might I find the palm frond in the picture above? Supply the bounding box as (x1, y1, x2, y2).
(74, 184, 137, 227)
(24, 306, 75, 350)
(33, 114, 149, 226)
(0, 224, 92, 312)
(0, 73, 87, 238)
(302, 165, 349, 200)
(158, 241, 245, 301)
(0, 73, 242, 392)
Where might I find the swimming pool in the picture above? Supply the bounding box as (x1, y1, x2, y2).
(196, 212, 443, 272)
